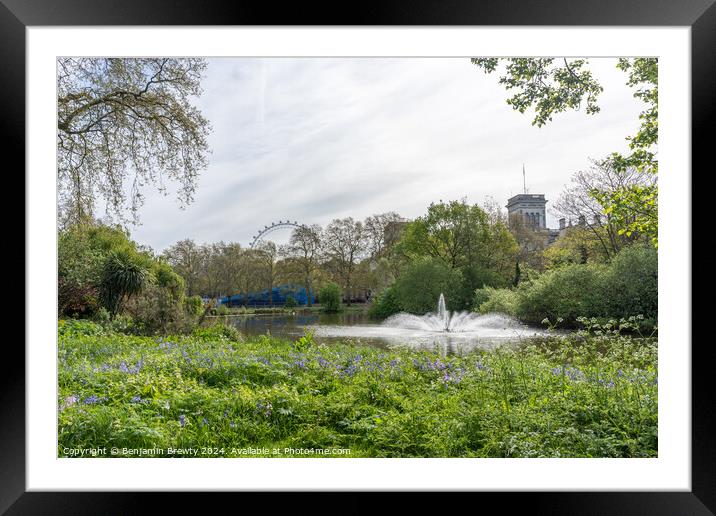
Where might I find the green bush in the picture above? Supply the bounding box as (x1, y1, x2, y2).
(368, 285, 402, 319)
(476, 245, 658, 327)
(394, 258, 463, 314)
(318, 282, 342, 313)
(284, 295, 297, 309)
(515, 264, 608, 324)
(602, 244, 657, 319)
(475, 286, 519, 315)
(184, 295, 205, 317)
(192, 322, 242, 342)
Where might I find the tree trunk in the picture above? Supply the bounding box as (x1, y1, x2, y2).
(305, 277, 312, 307)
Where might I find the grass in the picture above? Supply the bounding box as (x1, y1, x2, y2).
(58, 319, 657, 458)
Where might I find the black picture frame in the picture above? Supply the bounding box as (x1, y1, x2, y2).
(5, 0, 711, 513)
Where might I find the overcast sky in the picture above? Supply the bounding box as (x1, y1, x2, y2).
(127, 57, 645, 253)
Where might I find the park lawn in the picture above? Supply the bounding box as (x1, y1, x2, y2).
(58, 320, 657, 458)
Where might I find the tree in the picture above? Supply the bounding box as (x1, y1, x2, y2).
(322, 218, 366, 306)
(162, 239, 204, 296)
(282, 225, 323, 307)
(552, 158, 655, 257)
(318, 282, 342, 313)
(395, 199, 519, 304)
(363, 212, 405, 259)
(254, 241, 279, 306)
(57, 58, 211, 227)
(394, 258, 464, 314)
(472, 57, 658, 246)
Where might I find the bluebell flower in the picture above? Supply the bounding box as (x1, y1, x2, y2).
(179, 414, 186, 428)
(82, 395, 101, 405)
(130, 396, 143, 403)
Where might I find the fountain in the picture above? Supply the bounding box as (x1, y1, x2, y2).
(310, 293, 548, 354)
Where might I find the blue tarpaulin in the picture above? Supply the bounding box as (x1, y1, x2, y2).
(218, 284, 314, 307)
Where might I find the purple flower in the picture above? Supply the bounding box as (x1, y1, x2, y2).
(179, 414, 186, 428)
(82, 395, 101, 405)
(130, 396, 143, 403)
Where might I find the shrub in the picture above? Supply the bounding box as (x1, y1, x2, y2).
(192, 322, 242, 342)
(284, 295, 297, 309)
(514, 264, 608, 324)
(475, 286, 519, 315)
(318, 282, 342, 313)
(368, 285, 402, 319)
(184, 295, 205, 317)
(394, 258, 463, 314)
(602, 244, 657, 320)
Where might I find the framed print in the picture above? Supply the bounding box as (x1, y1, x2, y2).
(6, 0, 713, 513)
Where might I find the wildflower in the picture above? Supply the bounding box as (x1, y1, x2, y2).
(179, 414, 186, 428)
(130, 396, 143, 403)
(60, 394, 79, 410)
(318, 358, 330, 368)
(82, 395, 101, 405)
(201, 417, 209, 427)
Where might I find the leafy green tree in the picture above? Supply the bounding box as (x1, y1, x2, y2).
(57, 58, 211, 227)
(394, 258, 464, 314)
(472, 57, 658, 246)
(367, 285, 402, 319)
(395, 199, 519, 305)
(471, 58, 604, 127)
(318, 282, 342, 313)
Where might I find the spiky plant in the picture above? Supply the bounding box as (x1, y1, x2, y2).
(99, 250, 152, 318)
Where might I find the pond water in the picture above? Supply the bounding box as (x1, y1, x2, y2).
(223, 295, 549, 355)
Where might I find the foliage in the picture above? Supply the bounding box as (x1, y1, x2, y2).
(601, 244, 658, 321)
(185, 295, 205, 317)
(318, 282, 343, 313)
(476, 245, 657, 327)
(515, 264, 609, 324)
(474, 287, 520, 315)
(471, 58, 603, 127)
(284, 295, 298, 309)
(394, 258, 464, 314)
(191, 322, 243, 343)
(473, 57, 658, 247)
(542, 225, 611, 269)
(57, 58, 211, 227)
(59, 225, 138, 317)
(395, 199, 519, 308)
(367, 285, 402, 319)
(99, 249, 153, 318)
(592, 183, 658, 248)
(322, 218, 365, 306)
(58, 326, 657, 458)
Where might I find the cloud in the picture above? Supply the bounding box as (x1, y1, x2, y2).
(129, 57, 644, 252)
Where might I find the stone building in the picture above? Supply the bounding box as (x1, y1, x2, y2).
(506, 193, 560, 244)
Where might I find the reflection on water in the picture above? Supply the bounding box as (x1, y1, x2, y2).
(224, 310, 548, 355)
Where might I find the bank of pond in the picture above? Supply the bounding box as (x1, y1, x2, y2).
(58, 319, 657, 458)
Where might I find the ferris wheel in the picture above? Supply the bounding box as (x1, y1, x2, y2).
(249, 220, 305, 249)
